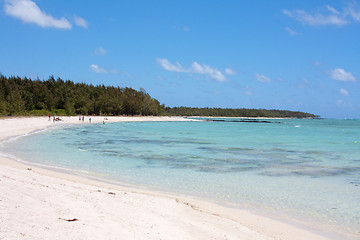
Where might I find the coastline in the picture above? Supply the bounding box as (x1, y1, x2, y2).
(0, 116, 343, 239)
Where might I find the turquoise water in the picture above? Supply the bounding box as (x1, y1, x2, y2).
(1, 118, 360, 237)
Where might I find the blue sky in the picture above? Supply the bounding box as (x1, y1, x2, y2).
(1, 0, 359, 118)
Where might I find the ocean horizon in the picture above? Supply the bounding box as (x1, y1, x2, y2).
(1, 118, 359, 238)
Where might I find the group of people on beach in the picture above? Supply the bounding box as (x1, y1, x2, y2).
(79, 115, 92, 123)
(79, 116, 108, 124)
(48, 114, 62, 122)
(48, 114, 108, 124)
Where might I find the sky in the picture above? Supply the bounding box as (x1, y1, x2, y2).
(0, 0, 359, 118)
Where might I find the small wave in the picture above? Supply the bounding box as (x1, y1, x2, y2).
(0, 123, 73, 145)
(0, 150, 106, 178)
(0, 151, 69, 171)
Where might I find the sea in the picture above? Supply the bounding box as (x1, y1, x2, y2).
(1, 118, 359, 238)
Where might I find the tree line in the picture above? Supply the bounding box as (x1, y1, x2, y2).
(163, 107, 318, 118)
(0, 75, 164, 116)
(0, 75, 319, 118)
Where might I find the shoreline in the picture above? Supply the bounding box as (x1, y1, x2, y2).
(0, 116, 349, 239)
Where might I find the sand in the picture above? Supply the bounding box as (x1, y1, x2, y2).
(0, 116, 336, 240)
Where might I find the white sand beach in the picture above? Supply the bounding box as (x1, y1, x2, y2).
(0, 116, 335, 240)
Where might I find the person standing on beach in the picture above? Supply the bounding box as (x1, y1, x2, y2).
(48, 114, 51, 121)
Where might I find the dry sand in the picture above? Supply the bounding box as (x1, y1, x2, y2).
(0, 116, 335, 239)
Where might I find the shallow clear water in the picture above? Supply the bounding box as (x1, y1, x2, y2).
(1, 118, 360, 236)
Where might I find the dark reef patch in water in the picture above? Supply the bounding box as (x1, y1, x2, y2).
(204, 119, 282, 124)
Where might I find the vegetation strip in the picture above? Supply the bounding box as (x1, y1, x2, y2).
(0, 75, 318, 118)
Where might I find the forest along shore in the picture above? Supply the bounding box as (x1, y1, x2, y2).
(0, 75, 319, 118)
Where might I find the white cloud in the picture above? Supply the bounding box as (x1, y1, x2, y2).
(191, 62, 226, 82)
(90, 64, 118, 74)
(340, 88, 349, 96)
(4, 0, 72, 29)
(225, 68, 236, 75)
(156, 58, 231, 82)
(294, 77, 309, 89)
(331, 68, 356, 82)
(90, 64, 107, 73)
(345, 2, 360, 21)
(156, 58, 187, 73)
(283, 2, 360, 27)
(282, 8, 348, 26)
(121, 71, 134, 78)
(94, 47, 107, 56)
(285, 26, 297, 35)
(255, 73, 271, 83)
(326, 5, 340, 14)
(74, 15, 88, 29)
